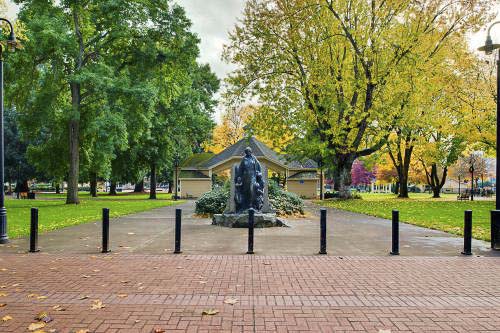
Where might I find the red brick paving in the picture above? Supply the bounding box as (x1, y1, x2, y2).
(0, 254, 499, 332)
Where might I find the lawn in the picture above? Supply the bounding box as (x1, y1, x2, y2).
(4, 193, 182, 238)
(316, 193, 494, 241)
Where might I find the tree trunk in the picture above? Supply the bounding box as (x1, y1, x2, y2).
(150, 163, 157, 200)
(319, 166, 324, 200)
(167, 180, 173, 193)
(66, 81, 81, 204)
(66, 118, 80, 204)
(332, 154, 355, 199)
(394, 182, 400, 195)
(423, 163, 448, 199)
(109, 181, 117, 196)
(90, 172, 97, 197)
(55, 182, 61, 194)
(134, 180, 144, 193)
(399, 175, 409, 198)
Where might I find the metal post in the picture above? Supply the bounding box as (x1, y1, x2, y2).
(247, 208, 254, 254)
(497, 49, 500, 210)
(461, 210, 472, 255)
(0, 46, 7, 245)
(102, 208, 110, 253)
(174, 208, 182, 254)
(491, 210, 500, 250)
(319, 208, 327, 255)
(29, 208, 39, 253)
(390, 210, 400, 255)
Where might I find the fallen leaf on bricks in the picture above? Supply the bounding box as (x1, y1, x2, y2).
(120, 280, 130, 284)
(0, 303, 6, 307)
(152, 328, 166, 333)
(0, 268, 7, 271)
(91, 299, 105, 310)
(52, 305, 65, 311)
(33, 330, 48, 333)
(36, 296, 48, 300)
(0, 292, 7, 297)
(176, 266, 183, 269)
(201, 309, 219, 315)
(12, 283, 20, 287)
(117, 294, 127, 298)
(92, 269, 100, 273)
(75, 330, 89, 333)
(35, 311, 52, 323)
(127, 232, 135, 235)
(134, 320, 140, 323)
(262, 262, 271, 265)
(223, 298, 238, 305)
(198, 281, 207, 284)
(28, 294, 38, 298)
(28, 322, 46, 331)
(0, 285, 6, 288)
(138, 286, 145, 290)
(78, 295, 89, 300)
(81, 275, 91, 279)
(2, 315, 12, 322)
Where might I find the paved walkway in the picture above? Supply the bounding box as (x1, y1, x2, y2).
(0, 201, 496, 256)
(0, 254, 499, 332)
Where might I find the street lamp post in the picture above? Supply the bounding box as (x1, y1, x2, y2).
(478, 21, 500, 210)
(0, 18, 16, 244)
(174, 154, 180, 201)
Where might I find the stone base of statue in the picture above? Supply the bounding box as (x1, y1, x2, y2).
(212, 212, 287, 228)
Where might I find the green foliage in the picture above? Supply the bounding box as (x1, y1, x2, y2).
(8, 0, 219, 203)
(268, 182, 304, 216)
(195, 187, 229, 216)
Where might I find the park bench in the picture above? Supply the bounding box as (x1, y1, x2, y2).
(457, 193, 470, 201)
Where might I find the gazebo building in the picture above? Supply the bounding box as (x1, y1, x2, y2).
(177, 137, 319, 199)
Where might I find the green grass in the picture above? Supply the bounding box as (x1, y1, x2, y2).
(316, 193, 494, 241)
(5, 194, 182, 238)
(36, 191, 173, 200)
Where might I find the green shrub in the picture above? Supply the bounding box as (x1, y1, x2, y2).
(195, 186, 229, 215)
(195, 181, 305, 216)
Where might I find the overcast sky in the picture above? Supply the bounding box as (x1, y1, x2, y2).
(3, 1, 500, 122)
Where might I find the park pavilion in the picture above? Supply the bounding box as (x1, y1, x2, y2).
(177, 137, 319, 199)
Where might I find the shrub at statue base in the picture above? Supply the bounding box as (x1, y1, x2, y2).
(195, 187, 229, 216)
(195, 181, 304, 217)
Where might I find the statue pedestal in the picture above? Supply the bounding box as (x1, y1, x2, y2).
(212, 213, 287, 228)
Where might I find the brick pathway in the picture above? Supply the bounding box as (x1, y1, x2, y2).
(0, 254, 499, 332)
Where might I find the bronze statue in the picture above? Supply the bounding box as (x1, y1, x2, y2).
(234, 147, 265, 213)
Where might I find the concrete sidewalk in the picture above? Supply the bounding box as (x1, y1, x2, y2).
(0, 200, 496, 256)
(0, 254, 499, 332)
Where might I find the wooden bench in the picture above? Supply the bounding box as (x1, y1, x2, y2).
(457, 193, 470, 201)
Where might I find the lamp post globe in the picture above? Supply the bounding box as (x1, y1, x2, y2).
(0, 17, 16, 244)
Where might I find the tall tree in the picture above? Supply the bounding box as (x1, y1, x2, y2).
(223, 0, 493, 198)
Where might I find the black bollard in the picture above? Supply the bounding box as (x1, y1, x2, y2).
(319, 208, 327, 255)
(174, 208, 182, 254)
(461, 210, 472, 255)
(102, 208, 110, 253)
(29, 208, 39, 253)
(491, 210, 500, 250)
(390, 210, 400, 255)
(247, 208, 254, 254)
